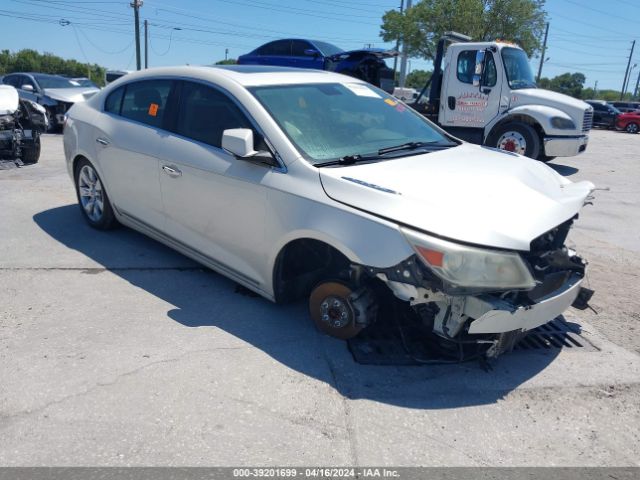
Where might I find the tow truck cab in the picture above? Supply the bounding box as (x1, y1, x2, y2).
(413, 33, 593, 161)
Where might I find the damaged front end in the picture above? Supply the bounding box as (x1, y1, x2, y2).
(356, 218, 592, 360)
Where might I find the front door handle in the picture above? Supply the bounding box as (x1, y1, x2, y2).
(162, 165, 182, 177)
(96, 137, 110, 146)
(448, 96, 456, 110)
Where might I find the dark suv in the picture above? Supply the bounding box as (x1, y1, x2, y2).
(610, 101, 640, 113)
(585, 100, 620, 129)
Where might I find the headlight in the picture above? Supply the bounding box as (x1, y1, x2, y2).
(401, 227, 536, 290)
(550, 116, 576, 129)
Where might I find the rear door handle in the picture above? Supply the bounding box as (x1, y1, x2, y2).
(162, 165, 182, 177)
(95, 137, 110, 146)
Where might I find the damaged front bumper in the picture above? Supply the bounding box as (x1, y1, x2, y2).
(465, 273, 583, 334)
(361, 242, 590, 359)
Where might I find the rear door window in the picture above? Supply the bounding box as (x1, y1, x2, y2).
(291, 40, 313, 57)
(120, 80, 173, 128)
(175, 81, 254, 148)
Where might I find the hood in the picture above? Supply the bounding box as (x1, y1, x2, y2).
(0, 85, 19, 115)
(319, 144, 594, 251)
(44, 87, 99, 103)
(511, 88, 590, 122)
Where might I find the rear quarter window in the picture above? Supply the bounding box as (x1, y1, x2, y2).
(104, 87, 124, 114)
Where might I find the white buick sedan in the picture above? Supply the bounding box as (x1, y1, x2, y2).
(64, 66, 594, 359)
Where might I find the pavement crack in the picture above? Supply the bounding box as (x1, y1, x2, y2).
(321, 341, 360, 467)
(0, 345, 261, 422)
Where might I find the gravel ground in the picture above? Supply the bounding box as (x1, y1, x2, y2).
(0, 131, 639, 467)
(546, 130, 640, 354)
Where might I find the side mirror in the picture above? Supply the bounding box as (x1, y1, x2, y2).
(473, 50, 486, 87)
(304, 49, 319, 57)
(222, 128, 257, 158)
(22, 84, 34, 92)
(222, 128, 278, 167)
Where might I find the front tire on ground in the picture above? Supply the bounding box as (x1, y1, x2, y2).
(488, 121, 541, 160)
(74, 158, 118, 230)
(309, 281, 363, 340)
(21, 136, 40, 164)
(625, 122, 639, 134)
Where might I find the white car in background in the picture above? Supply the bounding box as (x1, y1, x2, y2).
(63, 66, 595, 360)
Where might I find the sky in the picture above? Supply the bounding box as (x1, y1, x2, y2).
(0, 0, 638, 92)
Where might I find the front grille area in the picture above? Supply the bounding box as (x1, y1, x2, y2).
(582, 109, 593, 132)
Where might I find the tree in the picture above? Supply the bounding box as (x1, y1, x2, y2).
(537, 72, 585, 98)
(215, 59, 237, 65)
(380, 0, 546, 61)
(405, 69, 431, 89)
(0, 49, 106, 86)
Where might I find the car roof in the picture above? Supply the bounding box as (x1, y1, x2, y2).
(108, 65, 363, 88)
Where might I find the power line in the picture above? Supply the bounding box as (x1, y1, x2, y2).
(563, 0, 640, 25)
(549, 11, 636, 37)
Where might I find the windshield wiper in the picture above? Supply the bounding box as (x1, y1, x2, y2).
(315, 141, 456, 167)
(316, 153, 382, 167)
(377, 141, 456, 155)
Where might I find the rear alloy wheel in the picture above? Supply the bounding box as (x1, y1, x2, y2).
(625, 122, 639, 134)
(75, 159, 117, 230)
(309, 281, 363, 340)
(490, 121, 541, 159)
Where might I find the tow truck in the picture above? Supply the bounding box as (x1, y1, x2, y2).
(411, 32, 593, 161)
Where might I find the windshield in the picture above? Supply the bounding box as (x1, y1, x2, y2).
(501, 47, 537, 89)
(34, 75, 81, 89)
(250, 83, 453, 164)
(73, 78, 98, 88)
(313, 41, 343, 57)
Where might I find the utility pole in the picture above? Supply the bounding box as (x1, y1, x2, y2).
(593, 80, 598, 97)
(144, 19, 148, 69)
(620, 40, 635, 100)
(225, 48, 229, 61)
(536, 22, 549, 83)
(634, 70, 640, 100)
(623, 64, 636, 97)
(392, 0, 404, 83)
(131, 0, 143, 71)
(398, 0, 412, 88)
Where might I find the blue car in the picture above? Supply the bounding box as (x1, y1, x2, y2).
(238, 39, 397, 92)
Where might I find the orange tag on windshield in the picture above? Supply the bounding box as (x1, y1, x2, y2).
(384, 98, 397, 106)
(148, 103, 159, 116)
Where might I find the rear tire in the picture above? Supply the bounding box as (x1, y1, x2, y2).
(74, 158, 118, 230)
(625, 122, 639, 134)
(488, 121, 541, 160)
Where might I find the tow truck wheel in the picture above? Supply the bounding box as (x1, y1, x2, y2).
(490, 121, 541, 159)
(309, 281, 363, 340)
(625, 122, 639, 134)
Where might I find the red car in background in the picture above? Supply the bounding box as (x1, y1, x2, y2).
(616, 111, 640, 133)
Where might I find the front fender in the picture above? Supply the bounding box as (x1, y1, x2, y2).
(487, 104, 581, 138)
(264, 191, 415, 297)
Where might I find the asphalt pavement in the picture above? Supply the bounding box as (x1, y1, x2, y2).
(0, 131, 639, 466)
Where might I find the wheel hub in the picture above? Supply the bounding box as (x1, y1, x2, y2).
(78, 165, 104, 222)
(321, 296, 351, 329)
(497, 131, 527, 155)
(309, 282, 366, 340)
